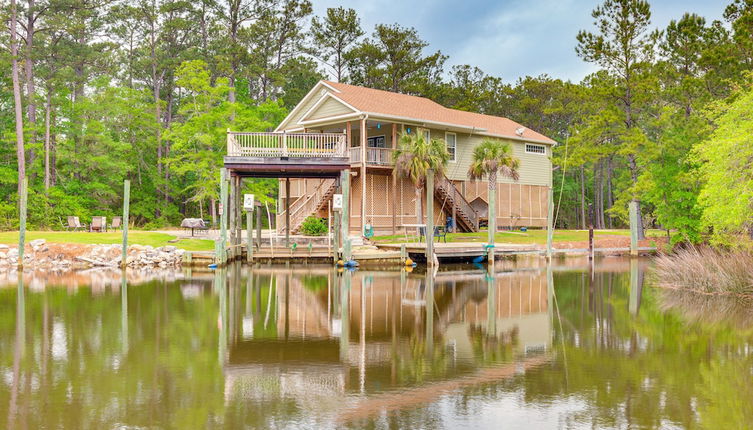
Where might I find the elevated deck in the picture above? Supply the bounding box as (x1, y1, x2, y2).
(224, 131, 350, 178)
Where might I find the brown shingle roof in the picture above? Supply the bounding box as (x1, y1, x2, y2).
(323, 81, 556, 144)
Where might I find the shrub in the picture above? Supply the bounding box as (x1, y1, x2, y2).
(300, 216, 327, 236)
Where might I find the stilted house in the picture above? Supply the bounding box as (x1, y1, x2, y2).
(241, 81, 557, 235)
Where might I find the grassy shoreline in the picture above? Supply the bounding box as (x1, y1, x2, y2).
(372, 228, 664, 245)
(0, 231, 214, 251)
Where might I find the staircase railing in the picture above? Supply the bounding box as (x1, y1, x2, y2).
(278, 179, 337, 234)
(435, 175, 479, 232)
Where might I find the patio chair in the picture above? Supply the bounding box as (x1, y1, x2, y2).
(90, 216, 107, 232)
(434, 226, 447, 243)
(111, 216, 122, 231)
(65, 216, 88, 232)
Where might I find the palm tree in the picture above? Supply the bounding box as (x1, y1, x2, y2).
(393, 131, 450, 225)
(468, 139, 520, 248)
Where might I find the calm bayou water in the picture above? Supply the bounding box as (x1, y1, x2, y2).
(1, 257, 752, 429)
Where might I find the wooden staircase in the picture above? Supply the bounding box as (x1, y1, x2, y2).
(434, 175, 480, 232)
(278, 179, 338, 235)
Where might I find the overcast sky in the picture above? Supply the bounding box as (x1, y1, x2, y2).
(312, 0, 727, 83)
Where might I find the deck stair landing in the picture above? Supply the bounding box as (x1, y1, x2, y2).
(279, 178, 338, 235)
(434, 175, 480, 232)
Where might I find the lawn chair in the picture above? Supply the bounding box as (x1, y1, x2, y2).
(111, 216, 122, 231)
(90, 216, 107, 232)
(66, 216, 87, 232)
(434, 226, 447, 243)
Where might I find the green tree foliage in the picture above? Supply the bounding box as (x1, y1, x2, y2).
(694, 83, 753, 244)
(308, 7, 364, 82)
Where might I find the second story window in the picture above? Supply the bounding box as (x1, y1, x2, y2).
(446, 132, 457, 162)
(525, 143, 547, 155)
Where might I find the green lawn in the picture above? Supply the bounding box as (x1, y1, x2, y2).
(0, 231, 215, 251)
(372, 229, 664, 245)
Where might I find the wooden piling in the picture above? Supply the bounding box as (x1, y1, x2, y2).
(18, 177, 27, 268)
(219, 168, 229, 264)
(228, 174, 236, 260)
(488, 178, 496, 264)
(588, 203, 594, 261)
(121, 179, 130, 268)
(285, 178, 291, 247)
(246, 210, 253, 263)
(341, 169, 351, 261)
(546, 186, 553, 259)
(629, 201, 639, 256)
(426, 170, 435, 266)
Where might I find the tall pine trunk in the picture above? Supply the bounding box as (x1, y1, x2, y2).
(10, 0, 26, 195)
(44, 89, 51, 190)
(25, 0, 37, 172)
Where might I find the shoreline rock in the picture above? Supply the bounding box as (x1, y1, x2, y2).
(0, 240, 186, 271)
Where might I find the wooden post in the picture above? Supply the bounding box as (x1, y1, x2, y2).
(546, 186, 553, 259)
(228, 173, 235, 259)
(588, 203, 595, 260)
(255, 204, 262, 248)
(285, 178, 291, 247)
(121, 180, 130, 268)
(392, 123, 398, 236)
(400, 243, 406, 263)
(246, 210, 253, 263)
(341, 169, 351, 261)
(18, 177, 27, 268)
(629, 201, 639, 256)
(333, 208, 340, 264)
(488, 180, 496, 264)
(360, 117, 367, 233)
(391, 175, 397, 236)
(426, 169, 435, 266)
(219, 168, 228, 264)
(451, 186, 456, 233)
(235, 176, 242, 250)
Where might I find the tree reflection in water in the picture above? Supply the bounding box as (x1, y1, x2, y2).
(0, 258, 752, 429)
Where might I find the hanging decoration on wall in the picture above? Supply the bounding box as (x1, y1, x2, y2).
(377, 123, 381, 129)
(406, 127, 412, 134)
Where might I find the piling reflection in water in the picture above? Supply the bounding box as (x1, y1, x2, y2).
(220, 263, 553, 423)
(3, 258, 753, 428)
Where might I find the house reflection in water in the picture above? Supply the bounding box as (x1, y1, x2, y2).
(219, 264, 552, 419)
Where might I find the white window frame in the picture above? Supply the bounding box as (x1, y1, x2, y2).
(421, 128, 430, 142)
(525, 143, 547, 155)
(445, 132, 457, 162)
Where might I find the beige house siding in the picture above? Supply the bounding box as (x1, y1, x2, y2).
(306, 96, 354, 121)
(283, 91, 326, 129)
(447, 134, 552, 186)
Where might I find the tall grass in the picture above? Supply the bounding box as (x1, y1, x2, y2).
(654, 247, 753, 296)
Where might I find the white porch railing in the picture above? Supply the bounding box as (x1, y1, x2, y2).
(349, 147, 394, 165)
(227, 132, 347, 158)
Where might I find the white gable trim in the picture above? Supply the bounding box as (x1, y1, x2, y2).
(298, 112, 362, 127)
(298, 92, 358, 124)
(274, 81, 330, 132)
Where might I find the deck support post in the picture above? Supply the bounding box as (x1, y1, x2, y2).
(285, 178, 291, 247)
(219, 168, 228, 264)
(229, 174, 236, 260)
(121, 180, 130, 268)
(360, 117, 367, 233)
(426, 169, 435, 266)
(341, 169, 351, 261)
(546, 186, 554, 259)
(589, 203, 595, 260)
(488, 180, 496, 264)
(629, 201, 639, 257)
(235, 176, 242, 252)
(392, 123, 398, 236)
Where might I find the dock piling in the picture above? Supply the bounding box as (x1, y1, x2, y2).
(18, 177, 27, 268)
(121, 179, 130, 268)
